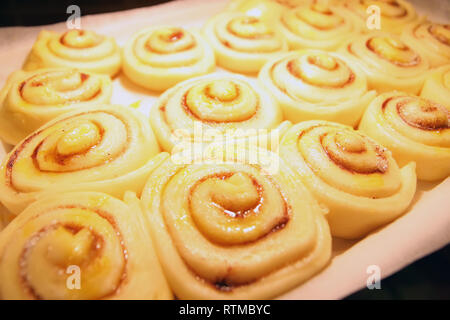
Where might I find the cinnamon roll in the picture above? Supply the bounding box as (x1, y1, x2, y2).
(141, 146, 331, 299)
(340, 32, 429, 94)
(203, 12, 288, 73)
(150, 74, 284, 152)
(0, 105, 162, 215)
(359, 92, 450, 181)
(420, 65, 450, 110)
(402, 21, 450, 68)
(259, 50, 376, 126)
(0, 68, 112, 145)
(122, 26, 215, 92)
(23, 30, 121, 77)
(0, 191, 172, 299)
(343, 0, 419, 34)
(279, 2, 364, 50)
(280, 120, 416, 239)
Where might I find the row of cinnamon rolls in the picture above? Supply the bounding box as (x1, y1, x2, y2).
(1, 41, 449, 144)
(1, 0, 447, 144)
(0, 74, 448, 299)
(1, 50, 449, 178)
(18, 1, 450, 83)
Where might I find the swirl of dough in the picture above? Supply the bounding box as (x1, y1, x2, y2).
(122, 26, 215, 91)
(0, 68, 112, 145)
(203, 12, 288, 73)
(359, 92, 450, 181)
(23, 30, 121, 77)
(340, 32, 429, 94)
(141, 146, 331, 299)
(420, 64, 450, 110)
(402, 21, 450, 67)
(0, 105, 162, 215)
(279, 2, 363, 50)
(259, 50, 376, 126)
(279, 120, 417, 239)
(150, 74, 285, 152)
(0, 191, 172, 299)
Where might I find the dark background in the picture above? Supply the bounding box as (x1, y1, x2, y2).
(0, 0, 449, 300)
(0, 0, 171, 27)
(348, 245, 449, 299)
